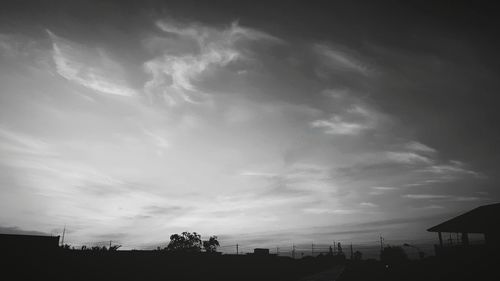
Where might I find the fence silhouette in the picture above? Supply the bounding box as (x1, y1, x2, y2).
(62, 237, 440, 260)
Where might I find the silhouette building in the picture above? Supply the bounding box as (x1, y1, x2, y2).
(253, 248, 270, 255)
(427, 203, 500, 255)
(0, 233, 60, 252)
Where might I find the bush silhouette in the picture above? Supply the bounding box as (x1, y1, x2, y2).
(380, 246, 408, 265)
(203, 235, 220, 253)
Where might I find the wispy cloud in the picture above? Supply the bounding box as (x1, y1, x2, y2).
(310, 93, 383, 135)
(0, 226, 49, 236)
(143, 21, 281, 106)
(48, 30, 136, 97)
(368, 186, 397, 195)
(371, 186, 397, 191)
(369, 186, 398, 195)
(0, 126, 51, 156)
(142, 129, 170, 154)
(303, 208, 359, 215)
(311, 116, 370, 135)
(402, 194, 481, 201)
(410, 205, 445, 210)
(385, 151, 433, 165)
(360, 202, 378, 207)
(314, 44, 372, 76)
(239, 171, 278, 178)
(404, 141, 436, 154)
(422, 162, 482, 178)
(0, 34, 38, 59)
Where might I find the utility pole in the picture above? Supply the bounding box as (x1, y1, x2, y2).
(61, 225, 66, 246)
(350, 243, 353, 260)
(276, 247, 279, 255)
(333, 240, 336, 254)
(236, 244, 239, 255)
(379, 235, 384, 251)
(292, 243, 296, 259)
(311, 243, 314, 256)
(109, 240, 112, 249)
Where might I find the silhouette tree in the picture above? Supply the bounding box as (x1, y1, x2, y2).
(353, 250, 362, 261)
(166, 232, 202, 253)
(202, 235, 220, 253)
(337, 242, 343, 254)
(90, 246, 104, 251)
(109, 244, 121, 251)
(380, 245, 408, 265)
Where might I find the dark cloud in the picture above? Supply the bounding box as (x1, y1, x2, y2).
(143, 205, 183, 215)
(91, 232, 129, 241)
(0, 225, 50, 236)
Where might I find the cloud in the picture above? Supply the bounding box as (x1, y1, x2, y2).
(142, 129, 170, 151)
(360, 202, 378, 207)
(399, 160, 485, 188)
(143, 205, 183, 215)
(314, 44, 372, 76)
(0, 126, 50, 155)
(250, 162, 334, 200)
(403, 194, 449, 199)
(310, 95, 383, 135)
(303, 208, 359, 215)
(371, 186, 397, 191)
(385, 151, 433, 165)
(369, 186, 397, 195)
(410, 205, 444, 210)
(422, 162, 482, 178)
(337, 150, 433, 179)
(48, 30, 136, 97)
(310, 116, 370, 135)
(402, 194, 480, 201)
(0, 34, 38, 59)
(404, 141, 436, 154)
(143, 21, 281, 106)
(0, 225, 49, 236)
(239, 171, 278, 178)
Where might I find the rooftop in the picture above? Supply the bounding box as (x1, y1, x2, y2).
(427, 203, 500, 233)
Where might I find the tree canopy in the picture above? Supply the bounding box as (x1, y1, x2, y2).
(165, 232, 219, 253)
(203, 236, 220, 253)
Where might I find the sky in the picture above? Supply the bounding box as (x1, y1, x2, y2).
(1, 0, 499, 250)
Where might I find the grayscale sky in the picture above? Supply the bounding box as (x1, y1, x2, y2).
(1, 0, 499, 249)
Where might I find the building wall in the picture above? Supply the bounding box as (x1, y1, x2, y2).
(0, 234, 60, 252)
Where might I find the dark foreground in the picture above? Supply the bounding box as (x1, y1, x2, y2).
(4, 248, 500, 281)
(338, 250, 500, 281)
(2, 249, 343, 281)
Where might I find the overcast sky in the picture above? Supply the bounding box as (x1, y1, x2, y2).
(1, 0, 499, 249)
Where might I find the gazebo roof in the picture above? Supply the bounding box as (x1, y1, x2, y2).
(427, 203, 500, 233)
